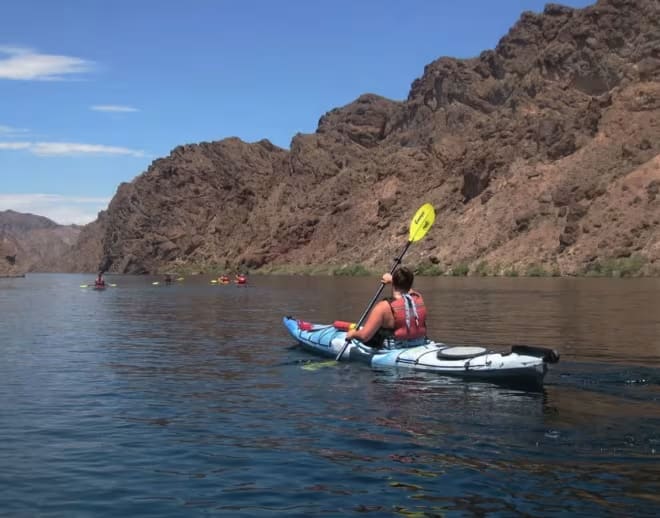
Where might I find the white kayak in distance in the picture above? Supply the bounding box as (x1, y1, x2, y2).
(283, 316, 560, 388)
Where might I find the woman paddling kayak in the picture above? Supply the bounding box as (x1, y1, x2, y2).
(346, 266, 427, 349)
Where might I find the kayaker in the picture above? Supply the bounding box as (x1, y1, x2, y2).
(346, 266, 427, 348)
(94, 272, 106, 288)
(164, 274, 173, 284)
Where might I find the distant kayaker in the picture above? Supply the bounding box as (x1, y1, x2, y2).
(346, 266, 427, 348)
(235, 273, 247, 285)
(164, 274, 172, 284)
(94, 272, 106, 288)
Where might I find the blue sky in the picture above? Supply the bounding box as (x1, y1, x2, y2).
(0, 0, 594, 224)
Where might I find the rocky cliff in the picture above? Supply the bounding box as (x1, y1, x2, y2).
(0, 210, 81, 276)
(64, 0, 660, 276)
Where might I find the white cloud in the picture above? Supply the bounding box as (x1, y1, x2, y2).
(31, 142, 145, 157)
(0, 141, 30, 150)
(91, 104, 139, 113)
(0, 45, 93, 81)
(0, 193, 111, 225)
(0, 124, 28, 135)
(0, 140, 145, 157)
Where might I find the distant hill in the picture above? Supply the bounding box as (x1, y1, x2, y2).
(0, 210, 81, 275)
(21, 0, 660, 276)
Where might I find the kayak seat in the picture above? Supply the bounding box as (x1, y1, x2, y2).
(437, 346, 488, 360)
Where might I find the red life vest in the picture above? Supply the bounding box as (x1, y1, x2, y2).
(389, 291, 427, 341)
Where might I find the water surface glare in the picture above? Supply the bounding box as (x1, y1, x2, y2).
(1, 273, 659, 516)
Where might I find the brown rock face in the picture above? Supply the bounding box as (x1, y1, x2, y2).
(60, 0, 660, 275)
(92, 139, 291, 274)
(0, 210, 81, 275)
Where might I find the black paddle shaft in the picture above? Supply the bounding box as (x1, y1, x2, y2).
(335, 239, 411, 361)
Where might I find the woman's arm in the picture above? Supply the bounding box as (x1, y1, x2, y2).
(346, 301, 388, 342)
(345, 273, 393, 341)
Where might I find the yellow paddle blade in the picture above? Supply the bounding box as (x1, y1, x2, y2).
(301, 360, 338, 371)
(409, 203, 435, 242)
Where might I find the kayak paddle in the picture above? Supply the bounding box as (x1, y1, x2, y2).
(335, 202, 436, 361)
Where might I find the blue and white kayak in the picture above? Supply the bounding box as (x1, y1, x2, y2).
(283, 316, 559, 387)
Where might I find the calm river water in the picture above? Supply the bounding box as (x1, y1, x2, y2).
(1, 273, 659, 516)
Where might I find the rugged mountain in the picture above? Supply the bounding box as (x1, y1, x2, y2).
(0, 210, 81, 275)
(66, 0, 659, 276)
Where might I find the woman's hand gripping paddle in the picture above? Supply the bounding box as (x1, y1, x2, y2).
(334, 203, 435, 361)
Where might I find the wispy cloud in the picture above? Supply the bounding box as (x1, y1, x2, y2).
(0, 193, 111, 225)
(0, 141, 30, 150)
(91, 104, 139, 113)
(31, 142, 145, 157)
(0, 45, 93, 81)
(0, 124, 28, 136)
(0, 141, 144, 157)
